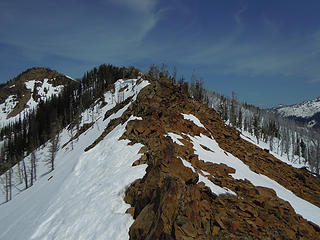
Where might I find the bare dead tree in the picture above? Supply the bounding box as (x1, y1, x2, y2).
(22, 157, 28, 189)
(47, 120, 61, 172)
(48, 133, 60, 172)
(30, 150, 37, 186)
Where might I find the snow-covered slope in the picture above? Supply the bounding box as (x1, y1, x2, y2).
(0, 79, 64, 126)
(274, 98, 320, 118)
(0, 68, 75, 128)
(272, 97, 320, 129)
(0, 78, 149, 240)
(0, 95, 18, 125)
(240, 131, 309, 170)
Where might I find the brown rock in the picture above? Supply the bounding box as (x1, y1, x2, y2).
(284, 229, 296, 239)
(119, 78, 320, 240)
(126, 207, 135, 217)
(129, 204, 155, 239)
(229, 221, 240, 233)
(212, 226, 220, 235)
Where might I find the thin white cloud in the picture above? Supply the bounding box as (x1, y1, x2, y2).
(234, 3, 248, 26)
(179, 28, 320, 83)
(0, 0, 160, 64)
(261, 17, 280, 35)
(106, 0, 157, 13)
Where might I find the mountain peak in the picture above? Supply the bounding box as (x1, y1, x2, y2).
(0, 67, 77, 127)
(9, 67, 66, 85)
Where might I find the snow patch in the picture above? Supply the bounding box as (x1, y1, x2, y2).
(180, 157, 196, 172)
(0, 95, 19, 126)
(65, 75, 75, 81)
(180, 157, 236, 196)
(166, 132, 184, 146)
(25, 79, 64, 105)
(0, 78, 65, 128)
(307, 119, 317, 128)
(104, 78, 149, 105)
(189, 133, 320, 226)
(198, 174, 236, 196)
(182, 113, 205, 128)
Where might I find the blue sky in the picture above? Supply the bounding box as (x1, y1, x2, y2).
(1, 0, 320, 107)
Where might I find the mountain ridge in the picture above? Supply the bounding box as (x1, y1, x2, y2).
(120, 77, 320, 239)
(271, 97, 320, 129)
(0, 68, 319, 239)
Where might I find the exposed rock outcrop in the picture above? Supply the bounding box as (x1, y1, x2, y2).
(109, 77, 320, 239)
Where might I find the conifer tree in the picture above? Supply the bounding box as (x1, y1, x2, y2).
(253, 113, 261, 144)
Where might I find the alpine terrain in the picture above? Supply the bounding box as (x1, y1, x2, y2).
(0, 66, 320, 240)
(0, 67, 75, 128)
(272, 98, 320, 129)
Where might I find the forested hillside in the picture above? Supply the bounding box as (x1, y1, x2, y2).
(204, 90, 320, 175)
(1, 63, 319, 202)
(0, 65, 140, 201)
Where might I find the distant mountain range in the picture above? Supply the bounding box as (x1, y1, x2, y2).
(271, 97, 320, 129)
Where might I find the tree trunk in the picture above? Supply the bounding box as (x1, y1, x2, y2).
(5, 171, 8, 202)
(22, 159, 28, 189)
(32, 151, 37, 181)
(8, 168, 12, 201)
(17, 161, 23, 184)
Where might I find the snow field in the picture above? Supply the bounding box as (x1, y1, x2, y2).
(277, 98, 320, 118)
(189, 133, 320, 226)
(25, 78, 64, 105)
(182, 113, 205, 128)
(0, 78, 150, 240)
(30, 116, 146, 240)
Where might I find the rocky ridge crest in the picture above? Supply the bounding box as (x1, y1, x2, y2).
(104, 77, 320, 239)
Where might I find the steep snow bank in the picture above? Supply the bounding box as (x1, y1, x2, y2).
(240, 131, 309, 170)
(0, 78, 149, 240)
(30, 116, 146, 240)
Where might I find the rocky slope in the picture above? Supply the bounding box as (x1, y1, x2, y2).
(0, 67, 75, 127)
(114, 78, 320, 239)
(1, 76, 320, 240)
